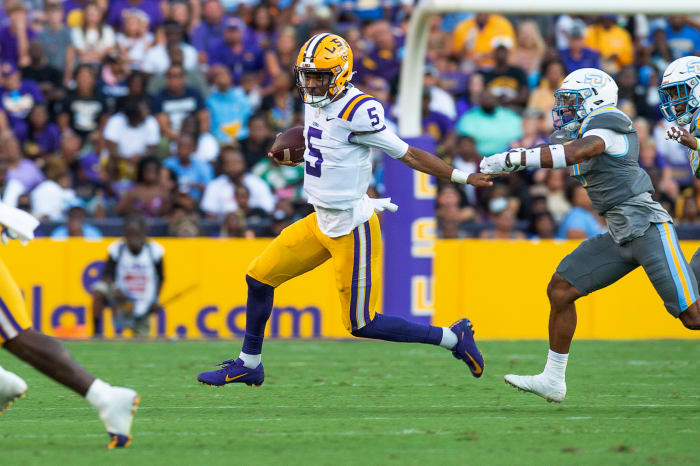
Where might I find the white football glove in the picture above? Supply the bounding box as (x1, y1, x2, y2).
(666, 126, 683, 142)
(480, 152, 520, 175)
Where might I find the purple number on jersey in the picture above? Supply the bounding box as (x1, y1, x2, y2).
(306, 126, 323, 177)
(367, 107, 380, 127)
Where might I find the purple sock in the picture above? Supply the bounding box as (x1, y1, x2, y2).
(351, 313, 443, 345)
(241, 275, 274, 355)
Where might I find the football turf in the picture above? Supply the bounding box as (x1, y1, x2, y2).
(2, 340, 699, 465)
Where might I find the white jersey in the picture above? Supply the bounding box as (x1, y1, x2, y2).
(303, 85, 408, 237)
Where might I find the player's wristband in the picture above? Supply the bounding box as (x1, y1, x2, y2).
(451, 169, 469, 184)
(549, 144, 567, 169)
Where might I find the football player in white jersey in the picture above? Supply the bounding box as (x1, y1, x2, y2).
(197, 33, 492, 387)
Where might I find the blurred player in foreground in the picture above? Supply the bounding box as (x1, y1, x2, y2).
(658, 56, 700, 279)
(197, 33, 493, 387)
(0, 204, 139, 448)
(481, 68, 700, 403)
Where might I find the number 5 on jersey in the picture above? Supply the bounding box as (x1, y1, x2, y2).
(306, 127, 323, 177)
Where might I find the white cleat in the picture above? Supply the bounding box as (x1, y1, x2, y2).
(0, 368, 27, 414)
(504, 373, 566, 403)
(97, 387, 141, 449)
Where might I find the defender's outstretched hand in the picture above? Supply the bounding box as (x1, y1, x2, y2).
(666, 126, 697, 150)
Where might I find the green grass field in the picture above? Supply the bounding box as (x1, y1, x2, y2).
(2, 339, 699, 465)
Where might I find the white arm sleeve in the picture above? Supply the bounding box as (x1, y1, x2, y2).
(583, 128, 628, 156)
(350, 128, 409, 159)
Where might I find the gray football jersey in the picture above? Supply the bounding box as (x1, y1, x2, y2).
(568, 107, 671, 243)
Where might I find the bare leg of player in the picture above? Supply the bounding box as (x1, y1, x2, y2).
(2, 329, 140, 448)
(504, 273, 581, 403)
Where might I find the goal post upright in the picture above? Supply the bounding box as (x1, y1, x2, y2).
(397, 0, 700, 137)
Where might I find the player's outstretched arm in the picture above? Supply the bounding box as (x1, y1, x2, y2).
(481, 136, 606, 174)
(401, 146, 493, 187)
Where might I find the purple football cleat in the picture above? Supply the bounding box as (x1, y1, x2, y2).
(449, 318, 484, 378)
(197, 358, 265, 387)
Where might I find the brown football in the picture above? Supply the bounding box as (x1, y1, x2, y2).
(270, 126, 306, 164)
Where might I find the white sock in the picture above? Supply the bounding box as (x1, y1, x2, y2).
(239, 352, 261, 369)
(86, 378, 112, 410)
(439, 327, 458, 350)
(543, 349, 568, 382)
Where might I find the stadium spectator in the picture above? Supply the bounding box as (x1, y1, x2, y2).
(207, 64, 253, 143)
(559, 25, 600, 73)
(146, 43, 209, 97)
(452, 13, 515, 69)
(30, 157, 77, 221)
(436, 184, 476, 230)
(557, 184, 606, 239)
(37, 2, 74, 83)
(116, 71, 149, 111)
(21, 41, 65, 104)
(584, 16, 634, 73)
(239, 114, 274, 168)
(267, 26, 297, 79)
(2, 133, 44, 191)
(510, 21, 546, 85)
(142, 20, 198, 74)
(527, 59, 566, 131)
(208, 16, 265, 85)
(421, 89, 453, 148)
(107, 0, 163, 32)
(250, 5, 276, 51)
(479, 197, 525, 239)
(0, 154, 25, 207)
(117, 156, 171, 218)
(163, 133, 214, 201)
(219, 210, 254, 238)
(115, 8, 154, 70)
(676, 192, 700, 225)
(456, 88, 522, 156)
(0, 61, 44, 141)
(364, 21, 402, 85)
(450, 135, 480, 206)
(180, 114, 219, 164)
(509, 108, 548, 150)
(201, 146, 275, 218)
(70, 2, 116, 68)
(543, 170, 571, 223)
(152, 64, 208, 141)
(191, 0, 226, 61)
(98, 52, 131, 101)
(55, 65, 110, 141)
(251, 154, 304, 201)
(50, 205, 103, 239)
(260, 72, 302, 133)
(529, 212, 556, 239)
(664, 16, 700, 60)
(92, 215, 164, 337)
(480, 37, 529, 110)
(0, 3, 32, 67)
(104, 99, 160, 165)
(24, 104, 60, 158)
(423, 65, 457, 122)
(232, 183, 272, 235)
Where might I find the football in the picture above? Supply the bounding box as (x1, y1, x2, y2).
(270, 126, 306, 164)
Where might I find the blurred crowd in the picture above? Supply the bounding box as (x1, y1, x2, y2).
(0, 1, 699, 239)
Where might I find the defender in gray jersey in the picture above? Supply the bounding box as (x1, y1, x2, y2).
(481, 68, 700, 403)
(659, 56, 700, 281)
